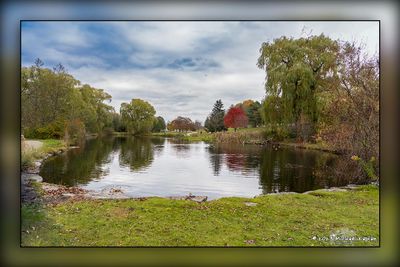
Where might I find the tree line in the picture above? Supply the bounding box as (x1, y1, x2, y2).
(20, 58, 264, 141)
(21, 59, 167, 143)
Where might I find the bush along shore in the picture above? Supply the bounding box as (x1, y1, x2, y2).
(21, 138, 378, 247)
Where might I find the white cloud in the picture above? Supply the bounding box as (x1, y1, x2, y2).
(21, 21, 379, 122)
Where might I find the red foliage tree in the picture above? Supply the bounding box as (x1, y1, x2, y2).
(224, 107, 248, 130)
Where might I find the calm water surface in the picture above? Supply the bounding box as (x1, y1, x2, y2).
(40, 136, 358, 199)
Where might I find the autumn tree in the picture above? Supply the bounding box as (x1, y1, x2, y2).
(257, 34, 339, 140)
(321, 41, 379, 165)
(224, 107, 248, 131)
(204, 99, 225, 132)
(168, 116, 196, 132)
(120, 99, 156, 135)
(235, 99, 254, 113)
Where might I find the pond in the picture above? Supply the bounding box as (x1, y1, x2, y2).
(39, 136, 359, 200)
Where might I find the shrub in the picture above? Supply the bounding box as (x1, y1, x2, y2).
(264, 124, 290, 141)
(24, 120, 65, 139)
(351, 155, 379, 181)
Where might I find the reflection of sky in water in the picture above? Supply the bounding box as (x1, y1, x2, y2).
(82, 141, 262, 200)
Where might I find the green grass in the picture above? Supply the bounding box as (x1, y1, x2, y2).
(111, 131, 130, 136)
(151, 131, 185, 138)
(151, 131, 215, 142)
(21, 185, 378, 246)
(229, 127, 267, 132)
(181, 132, 214, 142)
(21, 139, 66, 170)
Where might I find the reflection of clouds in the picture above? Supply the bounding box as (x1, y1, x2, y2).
(171, 144, 191, 158)
(153, 145, 165, 157)
(167, 138, 193, 158)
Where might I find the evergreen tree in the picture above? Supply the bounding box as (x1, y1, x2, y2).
(204, 99, 226, 132)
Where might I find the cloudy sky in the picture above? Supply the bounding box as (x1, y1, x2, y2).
(21, 21, 379, 122)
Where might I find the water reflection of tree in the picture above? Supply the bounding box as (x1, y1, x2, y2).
(257, 147, 359, 194)
(40, 137, 115, 186)
(119, 137, 154, 171)
(207, 144, 263, 175)
(259, 148, 317, 194)
(207, 145, 222, 175)
(225, 154, 246, 172)
(209, 154, 223, 175)
(151, 137, 166, 146)
(167, 138, 192, 158)
(151, 137, 166, 156)
(313, 154, 361, 187)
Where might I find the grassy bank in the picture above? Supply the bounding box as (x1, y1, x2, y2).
(100, 129, 340, 156)
(150, 128, 265, 143)
(22, 185, 378, 246)
(151, 131, 215, 142)
(21, 139, 66, 170)
(186, 128, 340, 154)
(151, 131, 185, 138)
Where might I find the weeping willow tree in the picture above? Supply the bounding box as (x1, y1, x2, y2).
(257, 34, 339, 140)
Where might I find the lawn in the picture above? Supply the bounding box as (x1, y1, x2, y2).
(21, 185, 378, 247)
